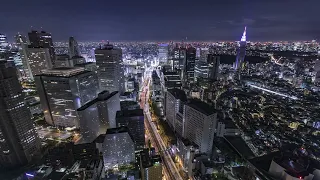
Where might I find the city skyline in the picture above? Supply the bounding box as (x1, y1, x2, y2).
(0, 0, 319, 42)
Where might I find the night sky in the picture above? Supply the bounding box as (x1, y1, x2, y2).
(0, 0, 318, 42)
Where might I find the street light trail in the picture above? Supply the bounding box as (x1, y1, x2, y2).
(140, 68, 183, 180)
(248, 84, 298, 100)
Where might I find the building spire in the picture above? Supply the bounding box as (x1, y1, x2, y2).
(241, 26, 247, 42)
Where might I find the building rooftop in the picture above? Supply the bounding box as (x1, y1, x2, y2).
(39, 67, 90, 77)
(187, 99, 216, 116)
(167, 88, 187, 102)
(93, 134, 106, 144)
(178, 136, 199, 148)
(106, 126, 130, 135)
(77, 91, 118, 111)
(116, 109, 143, 118)
(223, 118, 238, 129)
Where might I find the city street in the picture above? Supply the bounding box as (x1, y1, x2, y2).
(140, 68, 183, 180)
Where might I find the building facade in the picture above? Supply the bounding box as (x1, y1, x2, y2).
(27, 47, 52, 80)
(28, 30, 56, 64)
(207, 54, 220, 81)
(35, 67, 98, 128)
(158, 44, 169, 65)
(234, 27, 247, 71)
(116, 109, 145, 150)
(183, 100, 217, 155)
(0, 61, 40, 168)
(102, 127, 135, 169)
(77, 91, 120, 142)
(172, 46, 186, 70)
(199, 48, 209, 62)
(95, 44, 124, 93)
(69, 36, 80, 58)
(15, 34, 31, 81)
(165, 88, 187, 137)
(184, 46, 196, 82)
(0, 34, 8, 53)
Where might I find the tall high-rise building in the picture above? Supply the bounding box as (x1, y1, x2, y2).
(77, 91, 121, 142)
(194, 61, 209, 80)
(69, 37, 80, 58)
(199, 48, 209, 62)
(207, 54, 220, 81)
(158, 44, 169, 65)
(116, 109, 145, 150)
(15, 34, 30, 80)
(0, 34, 8, 53)
(183, 99, 217, 155)
(95, 44, 124, 92)
(234, 27, 247, 70)
(314, 60, 320, 83)
(165, 88, 187, 137)
(163, 71, 182, 90)
(172, 46, 186, 70)
(35, 67, 98, 127)
(26, 47, 52, 80)
(28, 30, 56, 64)
(0, 61, 40, 168)
(101, 127, 135, 169)
(184, 46, 196, 82)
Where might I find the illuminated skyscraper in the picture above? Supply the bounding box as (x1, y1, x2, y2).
(26, 47, 52, 80)
(172, 46, 186, 70)
(69, 37, 80, 58)
(158, 44, 169, 65)
(199, 48, 209, 62)
(15, 34, 30, 80)
(35, 67, 99, 128)
(183, 99, 217, 154)
(0, 61, 40, 168)
(77, 91, 121, 141)
(314, 60, 320, 83)
(0, 34, 8, 53)
(165, 88, 187, 137)
(184, 46, 196, 82)
(116, 109, 145, 150)
(28, 30, 56, 64)
(194, 61, 209, 80)
(207, 54, 220, 81)
(101, 127, 135, 169)
(95, 44, 124, 92)
(234, 27, 247, 70)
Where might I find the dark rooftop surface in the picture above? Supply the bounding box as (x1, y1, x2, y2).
(77, 91, 118, 111)
(223, 118, 238, 129)
(224, 136, 255, 159)
(94, 134, 106, 144)
(167, 88, 187, 102)
(106, 126, 130, 135)
(37, 69, 92, 78)
(116, 109, 143, 118)
(187, 99, 216, 116)
(178, 136, 199, 148)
